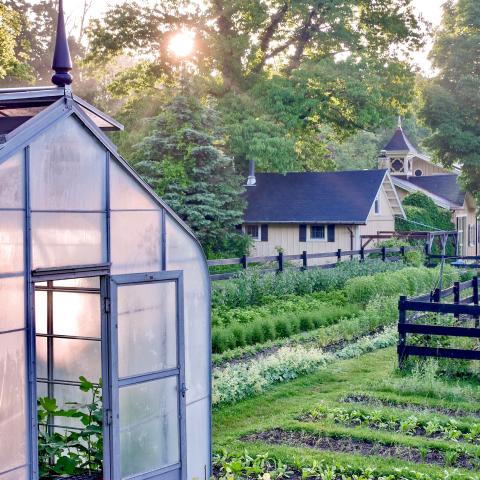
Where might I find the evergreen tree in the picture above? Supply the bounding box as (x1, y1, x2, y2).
(133, 94, 246, 255)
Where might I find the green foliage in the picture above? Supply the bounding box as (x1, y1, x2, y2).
(420, 0, 480, 196)
(38, 377, 102, 479)
(0, 4, 30, 80)
(212, 304, 358, 354)
(304, 404, 480, 444)
(133, 93, 246, 254)
(344, 265, 458, 304)
(212, 259, 408, 310)
(396, 192, 456, 232)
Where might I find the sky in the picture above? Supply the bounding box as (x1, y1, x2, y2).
(62, 0, 445, 75)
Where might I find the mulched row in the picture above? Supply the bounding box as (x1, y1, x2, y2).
(242, 429, 477, 470)
(342, 393, 480, 419)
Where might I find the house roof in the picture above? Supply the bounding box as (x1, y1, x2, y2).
(384, 127, 417, 153)
(395, 174, 465, 207)
(244, 169, 397, 224)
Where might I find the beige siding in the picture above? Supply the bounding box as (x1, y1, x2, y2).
(359, 186, 396, 242)
(452, 199, 478, 256)
(411, 157, 449, 176)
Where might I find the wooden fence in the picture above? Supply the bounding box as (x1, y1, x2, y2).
(208, 245, 419, 281)
(398, 276, 480, 367)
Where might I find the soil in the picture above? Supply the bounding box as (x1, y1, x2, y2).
(342, 393, 480, 419)
(242, 429, 476, 470)
(64, 474, 102, 480)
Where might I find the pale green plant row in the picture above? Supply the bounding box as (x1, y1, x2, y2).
(303, 404, 480, 444)
(212, 327, 397, 405)
(213, 449, 479, 480)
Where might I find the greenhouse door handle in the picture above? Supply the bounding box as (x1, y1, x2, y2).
(181, 383, 188, 398)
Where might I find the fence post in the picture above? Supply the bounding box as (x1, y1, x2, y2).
(302, 250, 308, 269)
(337, 249, 342, 262)
(241, 255, 248, 270)
(473, 276, 479, 327)
(400, 246, 405, 259)
(398, 295, 408, 369)
(381, 246, 387, 262)
(360, 247, 365, 262)
(432, 288, 441, 303)
(454, 281, 460, 323)
(278, 251, 284, 272)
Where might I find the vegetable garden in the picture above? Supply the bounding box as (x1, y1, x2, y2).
(211, 256, 480, 480)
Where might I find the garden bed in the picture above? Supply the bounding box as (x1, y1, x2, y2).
(241, 428, 476, 470)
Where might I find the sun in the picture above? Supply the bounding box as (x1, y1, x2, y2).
(168, 30, 195, 58)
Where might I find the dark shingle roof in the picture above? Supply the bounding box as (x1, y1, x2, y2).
(384, 127, 417, 153)
(244, 170, 387, 224)
(401, 175, 465, 206)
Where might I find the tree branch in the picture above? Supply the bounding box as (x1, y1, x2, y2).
(286, 9, 317, 74)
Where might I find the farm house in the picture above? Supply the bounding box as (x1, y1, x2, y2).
(0, 2, 211, 479)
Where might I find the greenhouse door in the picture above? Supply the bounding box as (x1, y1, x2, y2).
(108, 271, 186, 480)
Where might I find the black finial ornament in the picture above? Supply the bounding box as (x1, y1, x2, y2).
(52, 0, 73, 87)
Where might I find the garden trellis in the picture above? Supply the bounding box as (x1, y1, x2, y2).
(0, 2, 211, 479)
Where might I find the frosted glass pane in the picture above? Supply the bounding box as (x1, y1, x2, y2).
(54, 277, 100, 289)
(111, 211, 162, 274)
(186, 398, 210, 480)
(120, 377, 179, 478)
(118, 282, 176, 378)
(32, 212, 106, 269)
(0, 332, 27, 473)
(0, 211, 24, 274)
(0, 276, 24, 332)
(165, 216, 210, 402)
(53, 292, 100, 337)
(30, 116, 106, 211)
(53, 339, 101, 383)
(53, 384, 93, 431)
(0, 151, 23, 209)
(36, 337, 47, 379)
(0, 466, 28, 480)
(35, 290, 47, 334)
(110, 159, 159, 210)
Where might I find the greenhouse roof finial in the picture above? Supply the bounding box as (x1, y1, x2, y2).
(51, 0, 73, 87)
(398, 115, 402, 129)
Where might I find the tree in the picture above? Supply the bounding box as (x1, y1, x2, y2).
(420, 0, 480, 194)
(0, 4, 30, 80)
(133, 92, 247, 254)
(86, 0, 425, 173)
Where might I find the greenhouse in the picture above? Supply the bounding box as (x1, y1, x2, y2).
(0, 3, 211, 479)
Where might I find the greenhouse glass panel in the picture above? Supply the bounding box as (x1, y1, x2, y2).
(109, 159, 160, 210)
(110, 211, 162, 274)
(0, 331, 27, 476)
(29, 116, 106, 211)
(0, 211, 24, 274)
(53, 338, 101, 382)
(0, 467, 28, 480)
(0, 276, 25, 332)
(31, 212, 106, 268)
(118, 282, 177, 378)
(0, 151, 24, 209)
(119, 377, 180, 479)
(53, 292, 100, 337)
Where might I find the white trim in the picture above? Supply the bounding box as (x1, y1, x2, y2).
(309, 224, 326, 242)
(244, 224, 261, 241)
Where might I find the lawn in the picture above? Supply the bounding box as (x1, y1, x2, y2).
(213, 347, 480, 479)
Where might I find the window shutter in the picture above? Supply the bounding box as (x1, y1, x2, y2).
(327, 224, 335, 242)
(261, 224, 269, 242)
(299, 224, 307, 242)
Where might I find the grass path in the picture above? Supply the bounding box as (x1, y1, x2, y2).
(213, 347, 480, 478)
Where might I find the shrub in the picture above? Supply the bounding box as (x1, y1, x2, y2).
(212, 259, 408, 309)
(344, 265, 458, 304)
(211, 303, 358, 354)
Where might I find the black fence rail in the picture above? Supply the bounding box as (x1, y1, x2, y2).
(398, 276, 480, 366)
(208, 245, 419, 281)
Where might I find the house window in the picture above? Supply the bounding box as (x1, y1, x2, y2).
(414, 169, 423, 177)
(310, 225, 325, 240)
(390, 158, 404, 172)
(468, 224, 475, 247)
(374, 197, 380, 215)
(246, 224, 260, 241)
